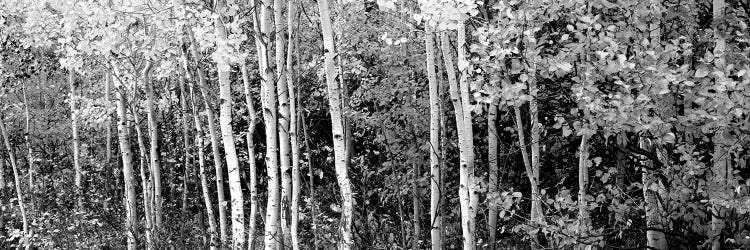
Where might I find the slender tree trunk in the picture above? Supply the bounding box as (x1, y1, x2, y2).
(287, 2, 301, 249)
(246, 2, 263, 249)
(512, 105, 539, 233)
(528, 79, 543, 227)
(256, 0, 281, 248)
(412, 161, 421, 250)
(0, 143, 5, 189)
(22, 82, 35, 197)
(187, 61, 219, 249)
(69, 71, 83, 210)
(640, 138, 668, 250)
(318, 0, 354, 247)
(425, 27, 443, 250)
(488, 97, 499, 249)
(112, 67, 138, 250)
(188, 28, 229, 245)
(105, 72, 116, 205)
(241, 61, 260, 249)
(0, 114, 30, 248)
(213, 2, 246, 247)
(131, 80, 154, 249)
(577, 133, 589, 245)
(143, 62, 163, 234)
(274, 0, 293, 247)
(439, 29, 475, 250)
(135, 115, 155, 250)
(302, 112, 318, 250)
(179, 71, 193, 215)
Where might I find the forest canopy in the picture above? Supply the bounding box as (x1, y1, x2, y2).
(1, 0, 750, 249)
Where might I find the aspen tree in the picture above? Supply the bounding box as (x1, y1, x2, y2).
(69, 71, 83, 210)
(185, 51, 219, 249)
(0, 114, 29, 248)
(188, 28, 229, 244)
(439, 28, 475, 249)
(213, 0, 245, 247)
(274, 0, 293, 246)
(179, 66, 193, 214)
(256, 0, 282, 248)
(425, 27, 443, 250)
(488, 97, 499, 248)
(286, 1, 301, 248)
(142, 61, 163, 231)
(112, 64, 138, 250)
(245, 1, 262, 248)
(317, 0, 354, 247)
(640, 138, 667, 250)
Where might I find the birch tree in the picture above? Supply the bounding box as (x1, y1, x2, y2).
(317, 0, 354, 247)
(424, 26, 443, 250)
(212, 0, 245, 247)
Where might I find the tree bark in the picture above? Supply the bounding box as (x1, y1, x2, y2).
(412, 161, 421, 250)
(488, 97, 499, 249)
(287, 1, 301, 249)
(112, 66, 138, 250)
(143, 62, 163, 233)
(317, 0, 354, 247)
(425, 27, 443, 250)
(179, 67, 193, 215)
(69, 71, 83, 210)
(0, 114, 30, 248)
(256, 0, 281, 248)
(126, 70, 154, 249)
(528, 79, 543, 227)
(640, 138, 668, 250)
(213, 1, 246, 247)
(577, 133, 589, 245)
(274, 0, 292, 247)
(439, 29, 475, 250)
(188, 28, 229, 245)
(186, 57, 219, 249)
(246, 2, 262, 249)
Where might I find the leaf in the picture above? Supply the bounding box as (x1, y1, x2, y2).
(695, 66, 709, 78)
(593, 157, 602, 166)
(557, 62, 573, 72)
(563, 126, 572, 137)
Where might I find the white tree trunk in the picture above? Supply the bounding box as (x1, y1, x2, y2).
(528, 80, 543, 226)
(257, 0, 281, 248)
(129, 77, 154, 249)
(143, 62, 163, 233)
(69, 71, 83, 210)
(187, 61, 220, 249)
(318, 0, 354, 248)
(0, 114, 30, 248)
(577, 133, 589, 245)
(439, 29, 475, 250)
(287, 1, 301, 248)
(240, 61, 259, 250)
(274, 0, 293, 247)
(188, 28, 229, 245)
(488, 97, 499, 248)
(639, 138, 668, 250)
(213, 2, 246, 246)
(179, 70, 193, 215)
(425, 27, 443, 250)
(112, 66, 138, 250)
